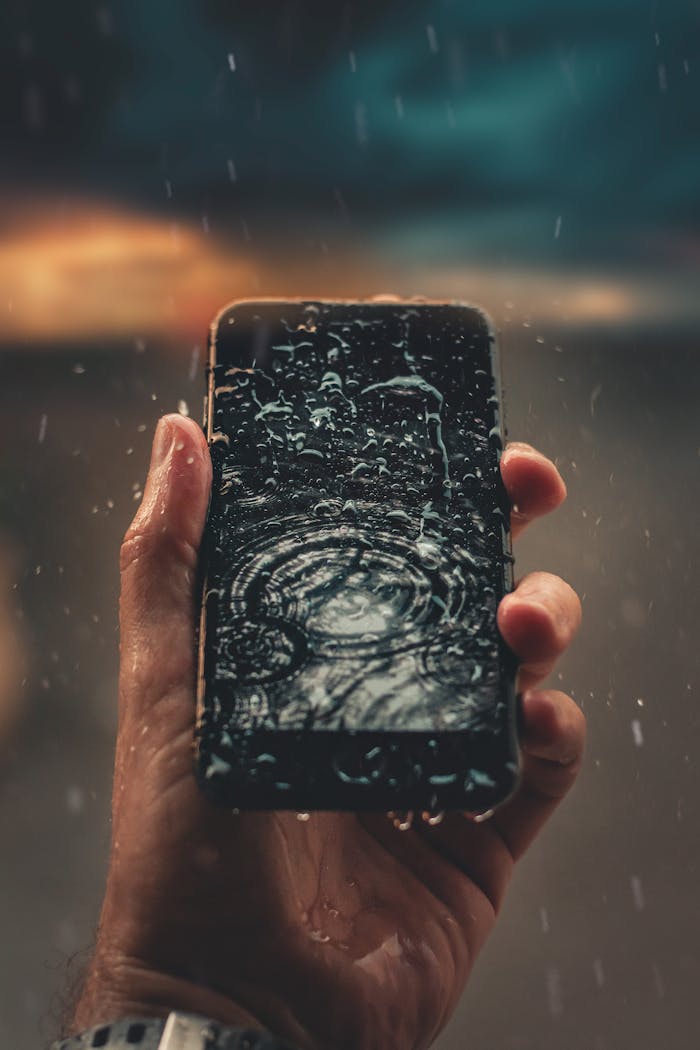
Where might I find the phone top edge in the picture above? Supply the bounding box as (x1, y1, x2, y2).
(211, 296, 498, 328)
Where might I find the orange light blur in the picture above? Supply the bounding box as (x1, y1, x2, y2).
(0, 194, 692, 348)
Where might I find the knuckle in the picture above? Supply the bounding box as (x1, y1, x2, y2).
(553, 690, 587, 764)
(516, 572, 582, 635)
(570, 697, 587, 741)
(527, 757, 580, 800)
(120, 526, 146, 573)
(518, 660, 556, 686)
(120, 522, 198, 575)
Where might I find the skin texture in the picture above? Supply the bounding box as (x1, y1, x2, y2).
(70, 416, 584, 1050)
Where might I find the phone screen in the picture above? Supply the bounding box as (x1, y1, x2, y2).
(199, 300, 512, 742)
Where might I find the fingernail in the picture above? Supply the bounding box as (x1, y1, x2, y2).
(151, 416, 175, 470)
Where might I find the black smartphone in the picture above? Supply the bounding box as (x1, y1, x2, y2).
(194, 298, 519, 816)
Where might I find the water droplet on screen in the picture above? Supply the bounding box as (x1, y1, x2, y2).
(392, 810, 414, 831)
(309, 929, 330, 943)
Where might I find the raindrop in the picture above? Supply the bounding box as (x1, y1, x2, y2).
(66, 786, 85, 815)
(296, 811, 311, 822)
(189, 346, 201, 381)
(354, 101, 368, 146)
(630, 875, 645, 911)
(227, 52, 236, 72)
(333, 187, 349, 223)
(25, 84, 44, 129)
(546, 967, 563, 1015)
(38, 414, 48, 443)
(178, 399, 189, 416)
(18, 32, 33, 58)
(96, 6, 114, 36)
(651, 962, 665, 998)
(590, 384, 603, 417)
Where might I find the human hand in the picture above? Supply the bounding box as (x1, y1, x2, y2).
(70, 416, 584, 1050)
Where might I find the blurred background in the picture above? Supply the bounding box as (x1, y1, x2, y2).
(0, 2, 698, 1048)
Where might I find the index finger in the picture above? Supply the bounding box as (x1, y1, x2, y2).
(500, 442, 567, 540)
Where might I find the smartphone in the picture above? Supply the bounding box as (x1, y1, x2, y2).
(194, 298, 520, 815)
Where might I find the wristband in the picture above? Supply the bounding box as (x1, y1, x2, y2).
(52, 1012, 300, 1050)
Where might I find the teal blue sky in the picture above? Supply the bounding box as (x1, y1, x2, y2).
(2, 1, 698, 272)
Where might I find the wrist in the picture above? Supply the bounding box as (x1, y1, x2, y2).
(69, 949, 262, 1037)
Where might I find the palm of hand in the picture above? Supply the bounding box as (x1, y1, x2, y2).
(204, 808, 487, 1050)
(110, 687, 500, 1050)
(114, 754, 496, 1050)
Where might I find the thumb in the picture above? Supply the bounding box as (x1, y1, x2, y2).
(119, 414, 212, 717)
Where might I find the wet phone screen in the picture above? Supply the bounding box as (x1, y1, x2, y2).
(195, 300, 519, 814)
